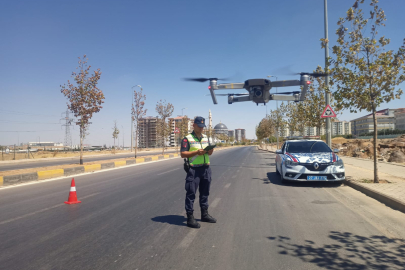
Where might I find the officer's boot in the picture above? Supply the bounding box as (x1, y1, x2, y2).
(201, 208, 217, 223)
(186, 212, 201, 229)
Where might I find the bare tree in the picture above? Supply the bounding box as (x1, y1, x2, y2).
(156, 100, 174, 155)
(131, 87, 147, 158)
(60, 55, 105, 165)
(112, 120, 119, 153)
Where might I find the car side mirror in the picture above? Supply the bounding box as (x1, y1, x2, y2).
(333, 149, 339, 153)
(276, 150, 282, 154)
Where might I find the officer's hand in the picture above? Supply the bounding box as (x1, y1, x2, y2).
(208, 149, 214, 155)
(197, 149, 206, 155)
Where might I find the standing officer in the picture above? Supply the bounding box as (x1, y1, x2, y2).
(180, 116, 216, 229)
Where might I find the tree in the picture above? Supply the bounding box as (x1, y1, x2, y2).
(112, 120, 119, 152)
(269, 107, 287, 148)
(326, 0, 405, 183)
(60, 55, 105, 165)
(131, 87, 147, 158)
(179, 116, 191, 142)
(156, 99, 174, 155)
(256, 117, 273, 141)
(306, 66, 340, 137)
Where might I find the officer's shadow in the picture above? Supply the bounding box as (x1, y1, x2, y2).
(151, 215, 189, 227)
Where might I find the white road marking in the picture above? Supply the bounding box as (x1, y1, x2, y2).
(157, 168, 179, 175)
(0, 192, 100, 225)
(224, 183, 231, 189)
(210, 198, 221, 208)
(178, 229, 199, 248)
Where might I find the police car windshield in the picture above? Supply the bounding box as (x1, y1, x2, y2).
(286, 141, 331, 153)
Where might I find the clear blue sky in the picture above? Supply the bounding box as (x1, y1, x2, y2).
(1, 0, 404, 146)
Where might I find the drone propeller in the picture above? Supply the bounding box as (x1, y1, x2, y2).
(183, 77, 228, 83)
(295, 72, 331, 78)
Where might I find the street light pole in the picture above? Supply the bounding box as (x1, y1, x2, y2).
(324, 0, 332, 148)
(182, 108, 187, 116)
(267, 75, 279, 148)
(121, 125, 124, 149)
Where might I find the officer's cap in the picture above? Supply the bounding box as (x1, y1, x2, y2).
(194, 116, 206, 128)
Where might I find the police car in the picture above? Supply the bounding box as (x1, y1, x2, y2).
(275, 140, 345, 182)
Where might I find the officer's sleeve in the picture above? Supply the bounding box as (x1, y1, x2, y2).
(180, 137, 190, 152)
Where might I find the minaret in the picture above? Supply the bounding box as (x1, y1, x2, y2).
(209, 109, 212, 129)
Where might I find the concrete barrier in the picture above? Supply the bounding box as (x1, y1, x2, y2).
(64, 166, 85, 176)
(0, 150, 193, 187)
(84, 164, 101, 172)
(101, 163, 114, 169)
(38, 169, 64, 180)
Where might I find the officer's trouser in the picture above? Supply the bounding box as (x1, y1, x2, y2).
(185, 166, 212, 213)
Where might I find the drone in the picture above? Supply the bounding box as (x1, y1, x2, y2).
(184, 72, 328, 105)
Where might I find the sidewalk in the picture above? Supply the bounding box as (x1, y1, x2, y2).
(258, 145, 405, 214)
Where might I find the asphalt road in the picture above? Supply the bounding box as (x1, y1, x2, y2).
(0, 149, 177, 171)
(1, 147, 405, 270)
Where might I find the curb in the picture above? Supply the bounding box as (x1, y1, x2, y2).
(0, 146, 241, 187)
(344, 180, 405, 215)
(0, 154, 179, 187)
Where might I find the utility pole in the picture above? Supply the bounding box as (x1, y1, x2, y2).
(61, 110, 73, 150)
(121, 125, 124, 149)
(324, 0, 331, 147)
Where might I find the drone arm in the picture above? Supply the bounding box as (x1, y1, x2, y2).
(216, 83, 245, 90)
(271, 80, 301, 87)
(269, 94, 301, 102)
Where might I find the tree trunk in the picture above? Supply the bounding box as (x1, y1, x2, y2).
(80, 127, 83, 165)
(372, 104, 379, 183)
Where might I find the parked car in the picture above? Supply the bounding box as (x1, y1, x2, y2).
(275, 140, 345, 182)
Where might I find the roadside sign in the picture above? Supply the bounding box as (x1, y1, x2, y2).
(5, 148, 10, 154)
(174, 127, 180, 133)
(321, 104, 337, 118)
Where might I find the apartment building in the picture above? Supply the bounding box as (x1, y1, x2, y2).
(168, 116, 193, 147)
(350, 108, 399, 136)
(395, 109, 405, 130)
(235, 129, 246, 142)
(138, 116, 159, 148)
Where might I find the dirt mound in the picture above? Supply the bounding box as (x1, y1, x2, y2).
(336, 136, 405, 164)
(388, 150, 405, 163)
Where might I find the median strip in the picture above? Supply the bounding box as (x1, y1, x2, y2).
(0, 146, 240, 187)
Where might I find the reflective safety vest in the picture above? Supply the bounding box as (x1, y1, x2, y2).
(186, 133, 210, 167)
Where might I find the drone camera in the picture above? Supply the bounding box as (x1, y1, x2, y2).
(251, 86, 263, 97)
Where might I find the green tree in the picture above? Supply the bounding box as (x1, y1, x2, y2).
(60, 55, 105, 165)
(269, 107, 287, 148)
(326, 0, 405, 183)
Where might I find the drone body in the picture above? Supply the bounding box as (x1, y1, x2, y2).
(185, 73, 328, 105)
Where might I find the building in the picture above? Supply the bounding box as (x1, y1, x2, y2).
(350, 108, 399, 136)
(138, 116, 159, 148)
(28, 142, 62, 146)
(332, 121, 351, 136)
(395, 109, 405, 130)
(214, 123, 228, 136)
(235, 128, 246, 142)
(168, 116, 193, 147)
(228, 130, 235, 138)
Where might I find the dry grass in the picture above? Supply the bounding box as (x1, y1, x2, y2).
(332, 137, 348, 144)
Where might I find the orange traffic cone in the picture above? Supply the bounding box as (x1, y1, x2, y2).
(65, 178, 81, 204)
